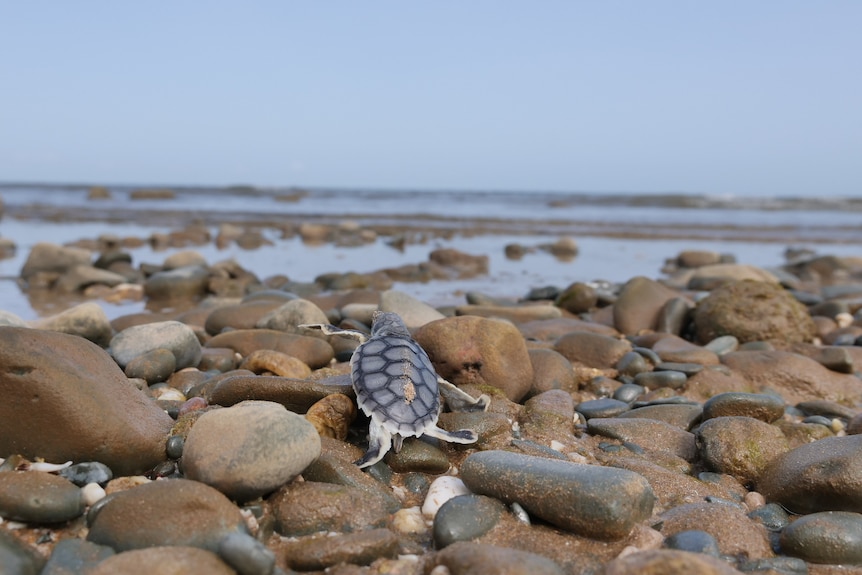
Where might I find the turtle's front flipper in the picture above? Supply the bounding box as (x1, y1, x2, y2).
(438, 378, 490, 413)
(354, 417, 392, 469)
(299, 323, 369, 343)
(426, 425, 478, 445)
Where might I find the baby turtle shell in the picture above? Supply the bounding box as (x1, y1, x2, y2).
(301, 311, 488, 468)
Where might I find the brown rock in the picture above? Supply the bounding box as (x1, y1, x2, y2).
(528, 348, 576, 395)
(658, 501, 774, 559)
(554, 331, 632, 369)
(270, 481, 391, 536)
(0, 327, 173, 476)
(414, 316, 533, 402)
(696, 416, 789, 485)
(207, 374, 354, 413)
(305, 393, 357, 440)
(588, 418, 697, 461)
(88, 547, 235, 575)
(519, 318, 619, 341)
(430, 541, 565, 575)
(651, 334, 720, 365)
(604, 549, 745, 575)
(275, 528, 399, 571)
(613, 276, 682, 335)
(238, 349, 312, 378)
(721, 350, 862, 405)
(693, 280, 816, 345)
(205, 329, 333, 369)
(203, 301, 283, 335)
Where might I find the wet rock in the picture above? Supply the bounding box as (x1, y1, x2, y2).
(86, 478, 247, 552)
(207, 374, 353, 412)
(430, 541, 565, 575)
(603, 549, 745, 575)
(554, 282, 597, 314)
(779, 511, 862, 565)
(721, 350, 862, 405)
(238, 349, 311, 378)
(658, 501, 773, 559)
(143, 265, 210, 301)
(205, 329, 333, 370)
(0, 327, 174, 476)
(385, 438, 451, 474)
(58, 461, 113, 487)
(588, 417, 697, 460)
(578, 398, 631, 420)
(271, 480, 391, 536)
(414, 315, 533, 402)
(461, 450, 655, 540)
(110, 320, 202, 370)
(54, 265, 127, 293)
(182, 401, 321, 502)
(614, 276, 682, 335)
(554, 331, 632, 369)
(276, 528, 399, 571)
(650, 334, 720, 365)
(634, 370, 687, 390)
(0, 471, 84, 523)
(30, 302, 113, 347)
(20, 242, 92, 281)
(124, 348, 177, 384)
(663, 529, 720, 556)
(758, 434, 862, 514)
(528, 348, 576, 395)
(694, 280, 816, 345)
(433, 494, 506, 548)
(88, 546, 235, 575)
(701, 392, 785, 423)
(696, 416, 788, 485)
(0, 529, 46, 575)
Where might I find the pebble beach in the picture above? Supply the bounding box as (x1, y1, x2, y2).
(2, 185, 862, 574)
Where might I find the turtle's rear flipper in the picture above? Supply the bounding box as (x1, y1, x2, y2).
(439, 378, 490, 413)
(426, 426, 478, 445)
(354, 418, 392, 469)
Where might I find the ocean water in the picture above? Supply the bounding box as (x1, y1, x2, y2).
(1, 184, 860, 320)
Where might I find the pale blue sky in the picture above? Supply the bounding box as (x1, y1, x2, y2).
(1, 2, 860, 196)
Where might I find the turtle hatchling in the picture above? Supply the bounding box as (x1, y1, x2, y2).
(301, 311, 489, 468)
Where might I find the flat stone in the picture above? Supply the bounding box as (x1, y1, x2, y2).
(430, 541, 566, 575)
(460, 450, 655, 540)
(702, 392, 785, 423)
(433, 494, 506, 548)
(0, 471, 84, 523)
(588, 417, 697, 460)
(88, 546, 235, 575)
(270, 480, 391, 536)
(603, 549, 746, 575)
(276, 528, 399, 571)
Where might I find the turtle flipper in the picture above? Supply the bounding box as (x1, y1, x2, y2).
(438, 378, 490, 413)
(354, 417, 392, 469)
(299, 323, 369, 343)
(425, 425, 478, 445)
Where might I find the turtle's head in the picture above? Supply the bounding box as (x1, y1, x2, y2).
(371, 311, 411, 337)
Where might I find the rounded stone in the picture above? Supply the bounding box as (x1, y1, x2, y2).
(460, 450, 655, 540)
(86, 478, 247, 552)
(576, 398, 631, 420)
(217, 531, 276, 575)
(604, 549, 746, 575)
(702, 392, 785, 423)
(123, 348, 177, 384)
(0, 471, 84, 523)
(554, 331, 633, 369)
(413, 315, 534, 402)
(758, 434, 862, 514)
(663, 529, 720, 556)
(613, 276, 682, 335)
(430, 541, 566, 575)
(554, 282, 598, 314)
(433, 494, 505, 548)
(617, 351, 651, 377)
(694, 280, 816, 345)
(30, 302, 114, 347)
(254, 298, 329, 333)
(0, 327, 174, 476)
(696, 416, 789, 485)
(88, 546, 235, 575)
(182, 400, 321, 502)
(634, 370, 687, 390)
(143, 265, 210, 301)
(110, 320, 202, 370)
(780, 511, 862, 565)
(270, 480, 392, 536)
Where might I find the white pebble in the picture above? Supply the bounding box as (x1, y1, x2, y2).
(429, 566, 451, 575)
(836, 312, 853, 328)
(550, 440, 566, 452)
(744, 490, 766, 511)
(28, 460, 73, 473)
(392, 507, 428, 535)
(154, 387, 186, 402)
(421, 476, 470, 518)
(81, 482, 107, 506)
(832, 418, 846, 433)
